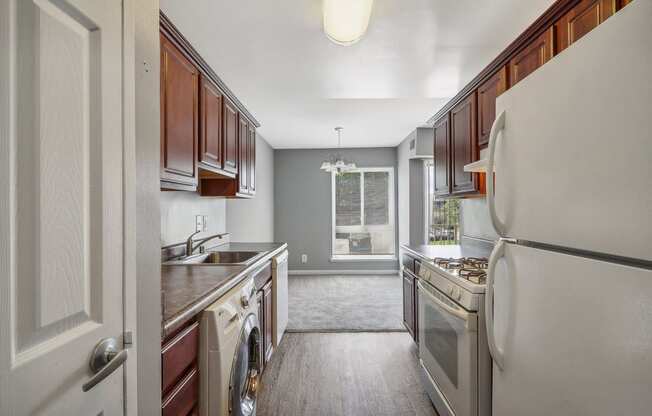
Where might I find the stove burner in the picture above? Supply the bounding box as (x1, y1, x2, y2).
(464, 257, 489, 269)
(459, 268, 487, 284)
(432, 256, 489, 284)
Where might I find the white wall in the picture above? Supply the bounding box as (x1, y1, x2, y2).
(227, 134, 274, 242)
(460, 148, 499, 241)
(160, 192, 227, 246)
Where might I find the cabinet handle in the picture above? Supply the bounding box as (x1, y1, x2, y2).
(487, 110, 506, 236)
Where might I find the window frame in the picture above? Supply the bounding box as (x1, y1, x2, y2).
(330, 167, 396, 261)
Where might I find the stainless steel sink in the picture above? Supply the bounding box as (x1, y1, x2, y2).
(164, 250, 264, 266)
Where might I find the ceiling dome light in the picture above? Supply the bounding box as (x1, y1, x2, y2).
(323, 0, 374, 46)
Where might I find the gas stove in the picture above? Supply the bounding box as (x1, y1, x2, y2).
(432, 256, 489, 284)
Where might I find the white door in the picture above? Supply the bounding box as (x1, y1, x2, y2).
(0, 0, 126, 414)
(489, 0, 652, 261)
(488, 242, 652, 416)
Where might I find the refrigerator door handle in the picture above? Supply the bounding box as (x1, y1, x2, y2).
(487, 110, 506, 237)
(486, 238, 506, 370)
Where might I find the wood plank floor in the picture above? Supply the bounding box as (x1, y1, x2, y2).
(257, 332, 439, 416)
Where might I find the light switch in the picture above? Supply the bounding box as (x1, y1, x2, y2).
(195, 215, 203, 232)
(203, 215, 208, 231)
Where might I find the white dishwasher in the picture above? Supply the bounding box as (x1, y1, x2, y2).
(272, 250, 288, 347)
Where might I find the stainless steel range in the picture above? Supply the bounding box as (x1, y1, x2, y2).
(417, 256, 491, 416)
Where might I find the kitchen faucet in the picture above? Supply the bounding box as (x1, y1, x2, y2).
(185, 231, 228, 256)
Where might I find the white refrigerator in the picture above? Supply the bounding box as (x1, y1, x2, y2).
(484, 2, 652, 415)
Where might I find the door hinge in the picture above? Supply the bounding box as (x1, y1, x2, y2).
(123, 331, 133, 348)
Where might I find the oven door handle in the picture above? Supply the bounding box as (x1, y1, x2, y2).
(486, 239, 506, 370)
(418, 281, 476, 330)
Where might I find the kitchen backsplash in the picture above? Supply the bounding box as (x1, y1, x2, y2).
(461, 198, 499, 242)
(160, 191, 226, 246)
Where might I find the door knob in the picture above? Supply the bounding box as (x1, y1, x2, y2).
(82, 337, 128, 392)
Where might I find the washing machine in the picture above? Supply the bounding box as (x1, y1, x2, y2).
(200, 276, 261, 416)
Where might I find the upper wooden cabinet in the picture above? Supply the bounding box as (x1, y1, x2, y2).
(509, 27, 554, 87)
(160, 33, 199, 191)
(248, 124, 256, 195)
(433, 114, 451, 197)
(199, 77, 223, 172)
(238, 116, 249, 194)
(477, 66, 508, 147)
(555, 0, 616, 53)
(451, 93, 479, 196)
(160, 12, 259, 198)
(223, 98, 239, 176)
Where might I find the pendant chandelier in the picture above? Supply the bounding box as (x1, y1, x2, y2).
(320, 127, 357, 174)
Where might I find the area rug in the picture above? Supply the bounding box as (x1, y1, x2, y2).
(286, 275, 406, 332)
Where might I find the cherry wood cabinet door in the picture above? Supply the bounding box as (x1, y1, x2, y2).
(199, 77, 223, 171)
(238, 116, 249, 194)
(263, 282, 274, 364)
(160, 33, 199, 190)
(222, 98, 239, 175)
(555, 0, 616, 53)
(402, 271, 415, 340)
(509, 27, 554, 87)
(477, 66, 508, 148)
(248, 125, 256, 194)
(433, 114, 451, 197)
(451, 92, 479, 195)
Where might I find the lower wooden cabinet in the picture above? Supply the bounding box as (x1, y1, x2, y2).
(402, 270, 416, 341)
(162, 321, 200, 416)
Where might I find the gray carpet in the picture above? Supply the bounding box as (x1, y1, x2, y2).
(286, 275, 406, 332)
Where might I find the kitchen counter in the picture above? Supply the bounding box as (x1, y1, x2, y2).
(401, 238, 494, 263)
(161, 242, 287, 338)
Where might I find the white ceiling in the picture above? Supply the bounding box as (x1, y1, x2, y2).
(160, 0, 556, 149)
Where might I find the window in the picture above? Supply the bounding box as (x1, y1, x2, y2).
(332, 168, 395, 260)
(425, 161, 460, 245)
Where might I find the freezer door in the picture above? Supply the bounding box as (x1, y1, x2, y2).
(491, 1, 652, 261)
(489, 243, 652, 416)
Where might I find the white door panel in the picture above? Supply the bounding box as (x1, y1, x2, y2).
(1, 0, 125, 414)
(494, 1, 652, 261)
(492, 244, 652, 416)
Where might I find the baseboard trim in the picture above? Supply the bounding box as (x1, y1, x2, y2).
(285, 328, 407, 334)
(289, 269, 400, 276)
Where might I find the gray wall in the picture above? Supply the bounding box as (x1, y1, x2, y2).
(397, 128, 432, 246)
(274, 148, 399, 271)
(227, 135, 274, 242)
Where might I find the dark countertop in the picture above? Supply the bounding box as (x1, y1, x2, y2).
(161, 242, 287, 338)
(401, 238, 494, 263)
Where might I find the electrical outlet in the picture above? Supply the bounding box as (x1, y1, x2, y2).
(301, 254, 308, 264)
(195, 215, 203, 232)
(202, 215, 208, 231)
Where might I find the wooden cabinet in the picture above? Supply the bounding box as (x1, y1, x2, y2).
(402, 270, 416, 341)
(451, 93, 479, 196)
(509, 27, 554, 87)
(160, 13, 259, 198)
(238, 116, 249, 194)
(223, 98, 239, 176)
(477, 66, 508, 147)
(162, 321, 199, 415)
(199, 77, 223, 171)
(248, 125, 256, 195)
(263, 281, 274, 365)
(433, 114, 451, 197)
(160, 33, 199, 191)
(555, 0, 616, 53)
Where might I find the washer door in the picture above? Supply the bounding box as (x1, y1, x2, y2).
(229, 313, 261, 416)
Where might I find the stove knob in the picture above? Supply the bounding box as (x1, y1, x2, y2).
(448, 286, 454, 296)
(457, 291, 463, 301)
(241, 295, 250, 308)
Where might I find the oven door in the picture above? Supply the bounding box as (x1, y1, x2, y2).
(418, 280, 478, 416)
